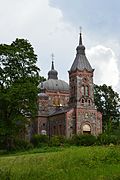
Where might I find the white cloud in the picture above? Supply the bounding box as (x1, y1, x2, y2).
(87, 45, 119, 91)
(0, 0, 77, 79)
(0, 0, 63, 41)
(0, 0, 120, 93)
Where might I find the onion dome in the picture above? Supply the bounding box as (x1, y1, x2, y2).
(70, 33, 93, 72)
(38, 60, 69, 92)
(48, 61, 58, 80)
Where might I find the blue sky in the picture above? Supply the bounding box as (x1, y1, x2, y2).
(0, 0, 120, 93)
(50, 0, 120, 41)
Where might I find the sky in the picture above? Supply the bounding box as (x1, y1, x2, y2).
(0, 0, 120, 93)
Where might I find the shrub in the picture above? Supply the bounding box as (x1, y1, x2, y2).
(13, 138, 33, 151)
(0, 137, 33, 151)
(69, 135, 80, 146)
(31, 134, 49, 147)
(49, 136, 66, 147)
(80, 134, 96, 146)
(70, 134, 96, 146)
(97, 133, 119, 145)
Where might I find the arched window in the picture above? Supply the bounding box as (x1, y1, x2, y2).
(88, 99, 91, 106)
(83, 124, 91, 134)
(82, 99, 84, 104)
(81, 85, 85, 95)
(85, 86, 89, 96)
(81, 98, 84, 105)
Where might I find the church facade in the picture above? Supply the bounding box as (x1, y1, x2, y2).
(36, 33, 102, 138)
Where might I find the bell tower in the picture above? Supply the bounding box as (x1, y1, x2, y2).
(69, 32, 94, 109)
(69, 32, 102, 135)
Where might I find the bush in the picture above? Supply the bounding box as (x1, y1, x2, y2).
(97, 133, 119, 145)
(49, 136, 66, 147)
(80, 134, 96, 146)
(0, 137, 33, 151)
(13, 138, 33, 151)
(69, 135, 80, 146)
(31, 134, 49, 147)
(70, 134, 97, 146)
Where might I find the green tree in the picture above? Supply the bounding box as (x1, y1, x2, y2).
(0, 38, 40, 150)
(94, 84, 120, 132)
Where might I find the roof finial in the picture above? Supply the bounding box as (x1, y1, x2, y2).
(79, 26, 82, 45)
(51, 53, 55, 70)
(51, 53, 54, 61)
(80, 26, 82, 34)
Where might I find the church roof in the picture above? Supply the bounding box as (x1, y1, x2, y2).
(38, 61, 69, 92)
(70, 33, 93, 72)
(49, 107, 72, 116)
(43, 79, 69, 92)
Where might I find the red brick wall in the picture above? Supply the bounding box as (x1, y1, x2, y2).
(49, 113, 66, 137)
(37, 116, 48, 135)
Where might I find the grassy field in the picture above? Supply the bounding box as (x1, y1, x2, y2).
(0, 146, 120, 180)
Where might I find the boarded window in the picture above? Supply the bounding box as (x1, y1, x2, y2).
(83, 124, 91, 131)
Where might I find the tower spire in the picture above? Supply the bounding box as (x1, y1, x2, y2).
(51, 53, 55, 70)
(51, 61, 54, 70)
(70, 30, 93, 72)
(76, 27, 85, 55)
(79, 26, 82, 45)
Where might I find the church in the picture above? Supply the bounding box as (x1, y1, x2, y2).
(36, 33, 102, 138)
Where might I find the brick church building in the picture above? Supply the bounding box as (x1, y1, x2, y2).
(36, 33, 102, 138)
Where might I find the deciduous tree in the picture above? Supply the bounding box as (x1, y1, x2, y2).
(94, 84, 120, 132)
(0, 38, 40, 150)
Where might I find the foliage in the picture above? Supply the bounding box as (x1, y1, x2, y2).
(94, 84, 120, 132)
(97, 133, 120, 145)
(0, 38, 39, 86)
(31, 134, 49, 147)
(0, 146, 120, 179)
(49, 136, 66, 147)
(111, 126, 120, 137)
(13, 139, 33, 151)
(70, 134, 96, 146)
(39, 76, 46, 83)
(12, 138, 33, 151)
(0, 38, 40, 150)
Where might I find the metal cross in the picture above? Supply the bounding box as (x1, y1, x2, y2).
(51, 53, 54, 61)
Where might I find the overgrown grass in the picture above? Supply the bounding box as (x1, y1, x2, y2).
(0, 146, 120, 180)
(0, 146, 64, 157)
